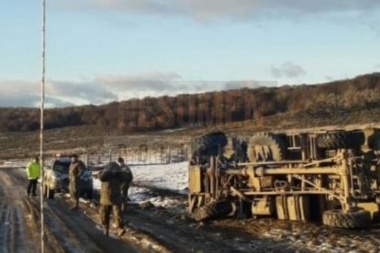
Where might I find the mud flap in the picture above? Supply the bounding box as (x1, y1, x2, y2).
(189, 166, 202, 194)
(357, 202, 380, 222)
(276, 195, 310, 221)
(252, 197, 275, 216)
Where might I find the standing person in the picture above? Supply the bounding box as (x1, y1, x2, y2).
(26, 156, 40, 196)
(117, 157, 133, 213)
(68, 154, 86, 210)
(99, 161, 129, 236)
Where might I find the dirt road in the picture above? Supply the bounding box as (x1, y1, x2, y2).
(0, 167, 139, 253)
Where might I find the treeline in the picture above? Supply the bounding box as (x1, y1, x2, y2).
(0, 73, 380, 132)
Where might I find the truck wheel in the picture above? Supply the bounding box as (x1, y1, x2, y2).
(192, 200, 233, 221)
(322, 209, 371, 228)
(316, 132, 364, 149)
(369, 132, 380, 150)
(191, 131, 228, 162)
(247, 133, 285, 162)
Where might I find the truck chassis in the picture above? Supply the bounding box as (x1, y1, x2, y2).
(188, 127, 380, 228)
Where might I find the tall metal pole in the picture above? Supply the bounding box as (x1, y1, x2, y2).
(40, 0, 46, 252)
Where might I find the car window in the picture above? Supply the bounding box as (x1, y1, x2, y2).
(53, 161, 71, 174)
(79, 169, 92, 180)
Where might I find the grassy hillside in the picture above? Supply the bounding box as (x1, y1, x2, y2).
(1, 72, 380, 159)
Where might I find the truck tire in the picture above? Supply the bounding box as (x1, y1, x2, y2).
(322, 209, 371, 228)
(192, 200, 233, 221)
(369, 132, 380, 150)
(316, 132, 364, 149)
(247, 133, 286, 162)
(191, 131, 228, 158)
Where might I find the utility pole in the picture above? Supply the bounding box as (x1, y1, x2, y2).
(40, 0, 46, 252)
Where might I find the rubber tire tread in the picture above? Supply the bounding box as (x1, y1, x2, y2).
(191, 131, 228, 157)
(316, 132, 364, 149)
(192, 200, 233, 222)
(322, 209, 371, 229)
(369, 132, 380, 150)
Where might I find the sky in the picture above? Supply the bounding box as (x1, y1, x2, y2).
(0, 0, 379, 107)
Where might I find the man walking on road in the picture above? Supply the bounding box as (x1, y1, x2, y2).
(69, 154, 86, 210)
(99, 161, 129, 237)
(26, 156, 40, 196)
(117, 157, 133, 213)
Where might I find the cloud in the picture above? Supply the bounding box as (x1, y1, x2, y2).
(0, 92, 75, 108)
(0, 74, 204, 107)
(53, 0, 380, 21)
(0, 72, 283, 107)
(270, 62, 306, 79)
(96, 72, 279, 101)
(224, 80, 277, 90)
(48, 81, 117, 104)
(96, 72, 182, 91)
(0, 79, 117, 108)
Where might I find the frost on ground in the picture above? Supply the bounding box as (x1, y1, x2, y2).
(129, 161, 188, 192)
(93, 161, 188, 192)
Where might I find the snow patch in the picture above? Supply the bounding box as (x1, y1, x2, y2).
(93, 161, 188, 212)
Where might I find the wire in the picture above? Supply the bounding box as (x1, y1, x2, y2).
(39, 0, 46, 252)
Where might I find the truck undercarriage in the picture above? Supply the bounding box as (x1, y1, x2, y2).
(188, 128, 380, 228)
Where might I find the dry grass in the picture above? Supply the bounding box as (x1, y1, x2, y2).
(2, 106, 380, 159)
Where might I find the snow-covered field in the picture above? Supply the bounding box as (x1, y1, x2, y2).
(93, 161, 189, 212)
(93, 161, 188, 192)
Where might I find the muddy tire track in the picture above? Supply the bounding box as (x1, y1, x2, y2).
(83, 194, 300, 253)
(22, 196, 66, 253)
(46, 199, 140, 253)
(0, 169, 39, 253)
(0, 204, 10, 253)
(1, 167, 139, 253)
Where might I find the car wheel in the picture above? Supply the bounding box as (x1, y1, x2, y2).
(43, 184, 48, 197)
(47, 188, 55, 199)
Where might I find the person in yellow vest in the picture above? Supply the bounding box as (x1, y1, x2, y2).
(26, 156, 41, 196)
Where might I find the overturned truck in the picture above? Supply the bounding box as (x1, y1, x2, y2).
(188, 127, 380, 228)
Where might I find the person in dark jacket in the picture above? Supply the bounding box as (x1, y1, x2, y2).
(99, 161, 129, 236)
(69, 154, 86, 210)
(117, 157, 133, 213)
